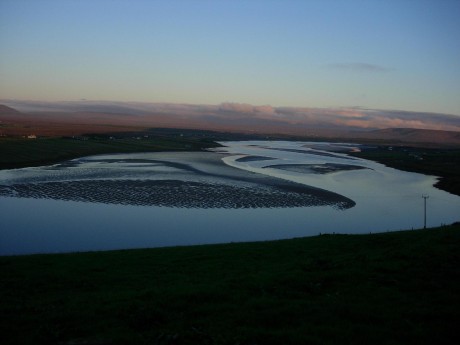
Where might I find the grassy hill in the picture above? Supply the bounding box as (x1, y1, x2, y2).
(1, 224, 459, 345)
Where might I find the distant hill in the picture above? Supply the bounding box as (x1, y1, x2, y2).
(1, 100, 460, 147)
(0, 104, 21, 114)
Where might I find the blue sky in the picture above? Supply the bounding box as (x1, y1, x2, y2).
(1, 0, 459, 115)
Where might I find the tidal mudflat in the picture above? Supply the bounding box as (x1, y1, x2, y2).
(1, 141, 459, 255)
(0, 152, 352, 209)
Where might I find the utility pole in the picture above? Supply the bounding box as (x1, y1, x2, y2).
(422, 194, 429, 229)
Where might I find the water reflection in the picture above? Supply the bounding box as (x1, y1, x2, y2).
(1, 141, 459, 255)
(0, 151, 353, 209)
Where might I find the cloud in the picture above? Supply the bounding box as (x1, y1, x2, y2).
(2, 99, 459, 132)
(335, 108, 370, 118)
(359, 110, 458, 130)
(218, 102, 276, 115)
(327, 62, 390, 72)
(362, 109, 460, 131)
(273, 106, 460, 131)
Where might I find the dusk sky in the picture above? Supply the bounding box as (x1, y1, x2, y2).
(1, 0, 459, 116)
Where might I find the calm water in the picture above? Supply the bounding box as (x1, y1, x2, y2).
(1, 141, 459, 255)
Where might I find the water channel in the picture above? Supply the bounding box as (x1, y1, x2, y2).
(1, 141, 458, 255)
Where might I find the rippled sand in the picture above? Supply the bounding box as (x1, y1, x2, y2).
(0, 152, 355, 210)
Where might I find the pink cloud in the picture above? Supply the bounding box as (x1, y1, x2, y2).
(219, 102, 275, 115)
(2, 99, 459, 132)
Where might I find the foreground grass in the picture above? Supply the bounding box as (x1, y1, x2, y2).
(1, 225, 459, 345)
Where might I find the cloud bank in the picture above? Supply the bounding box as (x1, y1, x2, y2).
(327, 62, 390, 72)
(219, 102, 276, 115)
(2, 99, 459, 132)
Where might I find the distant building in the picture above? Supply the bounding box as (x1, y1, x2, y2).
(27, 134, 37, 139)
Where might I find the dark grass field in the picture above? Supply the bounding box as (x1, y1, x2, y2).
(0, 136, 219, 170)
(351, 146, 460, 196)
(1, 224, 459, 345)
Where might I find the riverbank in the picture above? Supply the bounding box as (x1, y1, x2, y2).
(2, 135, 459, 197)
(351, 146, 460, 196)
(1, 224, 459, 345)
(0, 135, 220, 170)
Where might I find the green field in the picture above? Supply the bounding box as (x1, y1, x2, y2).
(1, 225, 459, 345)
(0, 135, 219, 170)
(351, 146, 460, 196)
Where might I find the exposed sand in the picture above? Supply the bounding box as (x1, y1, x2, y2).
(0, 152, 355, 210)
(264, 163, 368, 175)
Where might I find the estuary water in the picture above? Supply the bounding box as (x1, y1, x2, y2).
(1, 141, 459, 255)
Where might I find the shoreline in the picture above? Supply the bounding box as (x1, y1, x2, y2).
(2, 224, 459, 345)
(2, 136, 458, 196)
(0, 136, 221, 170)
(2, 143, 459, 257)
(0, 150, 355, 210)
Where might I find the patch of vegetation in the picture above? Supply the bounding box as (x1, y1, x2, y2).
(1, 224, 459, 345)
(351, 146, 460, 196)
(0, 134, 220, 170)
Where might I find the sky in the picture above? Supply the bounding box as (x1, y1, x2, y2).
(1, 0, 460, 116)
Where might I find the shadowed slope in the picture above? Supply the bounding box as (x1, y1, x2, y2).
(1, 225, 459, 344)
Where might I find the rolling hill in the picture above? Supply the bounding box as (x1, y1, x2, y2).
(1, 101, 460, 146)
